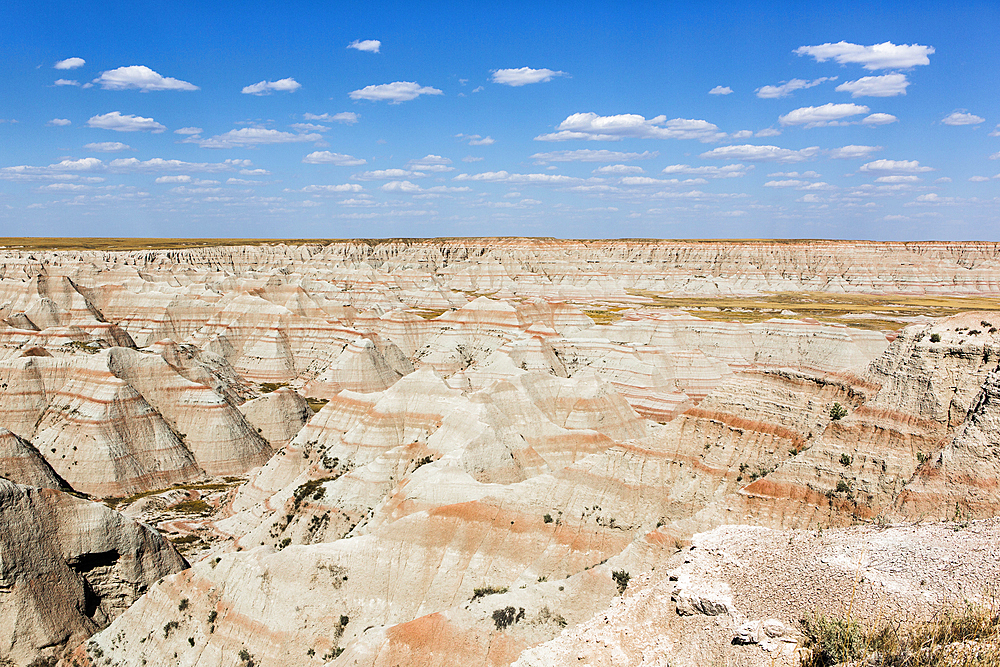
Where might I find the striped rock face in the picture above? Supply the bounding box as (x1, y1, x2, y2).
(1, 241, 1000, 667)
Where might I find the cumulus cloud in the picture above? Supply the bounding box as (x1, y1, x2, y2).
(755, 128, 782, 137)
(530, 149, 658, 163)
(289, 184, 364, 193)
(709, 85, 733, 95)
(594, 164, 644, 174)
(861, 113, 898, 126)
(699, 144, 820, 163)
(290, 123, 329, 133)
(348, 39, 381, 53)
(827, 145, 882, 159)
(755, 77, 834, 99)
(54, 79, 80, 86)
(453, 171, 585, 184)
(242, 78, 301, 95)
(108, 157, 252, 172)
(942, 111, 985, 126)
(54, 57, 85, 70)
(795, 41, 935, 69)
(835, 73, 909, 97)
(969, 176, 991, 182)
(304, 112, 359, 124)
(302, 151, 366, 166)
(84, 142, 131, 152)
(381, 180, 423, 193)
(462, 156, 484, 162)
(93, 65, 199, 91)
(354, 168, 426, 180)
(349, 81, 443, 103)
(875, 175, 921, 183)
(767, 171, 821, 178)
(536, 113, 724, 142)
(491, 67, 566, 86)
(859, 159, 934, 173)
(662, 163, 752, 178)
(185, 128, 321, 148)
(87, 112, 166, 132)
(174, 127, 203, 135)
(407, 155, 454, 172)
(0, 157, 109, 183)
(779, 103, 870, 127)
(47, 118, 71, 126)
(154, 175, 192, 184)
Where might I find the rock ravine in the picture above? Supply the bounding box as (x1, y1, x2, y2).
(0, 239, 998, 666)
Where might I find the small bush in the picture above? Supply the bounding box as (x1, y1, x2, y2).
(801, 615, 865, 667)
(492, 606, 525, 630)
(930, 333, 942, 343)
(543, 513, 553, 523)
(840, 453, 852, 466)
(163, 620, 179, 638)
(207, 610, 217, 624)
(178, 598, 189, 612)
(472, 585, 508, 601)
(829, 402, 848, 421)
(612, 570, 631, 595)
(836, 480, 852, 494)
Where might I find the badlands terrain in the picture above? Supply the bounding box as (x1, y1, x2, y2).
(1, 238, 999, 666)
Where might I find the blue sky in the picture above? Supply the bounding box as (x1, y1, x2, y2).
(2, 1, 998, 239)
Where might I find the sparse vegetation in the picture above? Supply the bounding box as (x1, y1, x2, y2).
(801, 600, 1000, 667)
(178, 598, 189, 612)
(836, 480, 852, 494)
(829, 402, 848, 421)
(543, 513, 553, 523)
(472, 585, 508, 601)
(163, 620, 179, 638)
(931, 333, 942, 343)
(259, 382, 289, 393)
(840, 453, 853, 466)
(492, 606, 525, 630)
(612, 569, 631, 595)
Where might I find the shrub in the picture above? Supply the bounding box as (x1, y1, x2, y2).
(801, 615, 865, 667)
(543, 513, 553, 523)
(829, 403, 848, 421)
(840, 454, 852, 466)
(178, 598, 189, 612)
(930, 333, 941, 343)
(836, 480, 852, 494)
(612, 570, 631, 595)
(492, 606, 525, 630)
(472, 585, 508, 601)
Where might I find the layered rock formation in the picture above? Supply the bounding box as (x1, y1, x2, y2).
(0, 240, 998, 666)
(0, 479, 187, 665)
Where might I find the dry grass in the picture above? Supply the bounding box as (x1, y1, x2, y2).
(627, 290, 1000, 331)
(801, 599, 1000, 666)
(582, 307, 629, 325)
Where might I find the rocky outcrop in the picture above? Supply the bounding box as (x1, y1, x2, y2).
(0, 479, 187, 665)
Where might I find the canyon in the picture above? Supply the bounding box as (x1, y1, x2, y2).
(0, 238, 999, 666)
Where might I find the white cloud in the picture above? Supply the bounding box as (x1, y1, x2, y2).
(469, 136, 494, 145)
(828, 145, 882, 159)
(989, 125, 1000, 137)
(354, 168, 425, 180)
(54, 79, 80, 86)
(731, 130, 753, 138)
(661, 164, 752, 178)
(462, 156, 484, 162)
(490, 67, 566, 86)
(93, 65, 199, 91)
(381, 180, 422, 193)
(699, 145, 820, 163)
(304, 112, 359, 124)
(767, 171, 821, 178)
(174, 127, 203, 135)
(755, 77, 833, 99)
(779, 103, 870, 127)
(87, 112, 166, 133)
(54, 57, 85, 70)
(765, 179, 811, 188)
(240, 168, 269, 175)
(835, 73, 909, 97)
(302, 151, 366, 166)
(535, 113, 724, 142)
(155, 175, 192, 183)
(453, 171, 585, 184)
(84, 142, 131, 152)
(47, 118, 71, 126)
(349, 81, 443, 103)
(595, 164, 644, 174)
(530, 149, 658, 163)
(242, 78, 301, 95)
(289, 184, 364, 193)
(348, 39, 381, 53)
(861, 113, 898, 126)
(934, 177, 953, 183)
(795, 41, 935, 70)
(407, 155, 453, 172)
(226, 178, 261, 185)
(969, 176, 990, 182)
(709, 85, 733, 95)
(755, 128, 782, 137)
(186, 128, 321, 148)
(992, 152, 1000, 160)
(290, 123, 329, 132)
(859, 159, 934, 173)
(942, 111, 985, 126)
(109, 157, 252, 172)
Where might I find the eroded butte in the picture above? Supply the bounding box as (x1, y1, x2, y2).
(0, 239, 999, 666)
